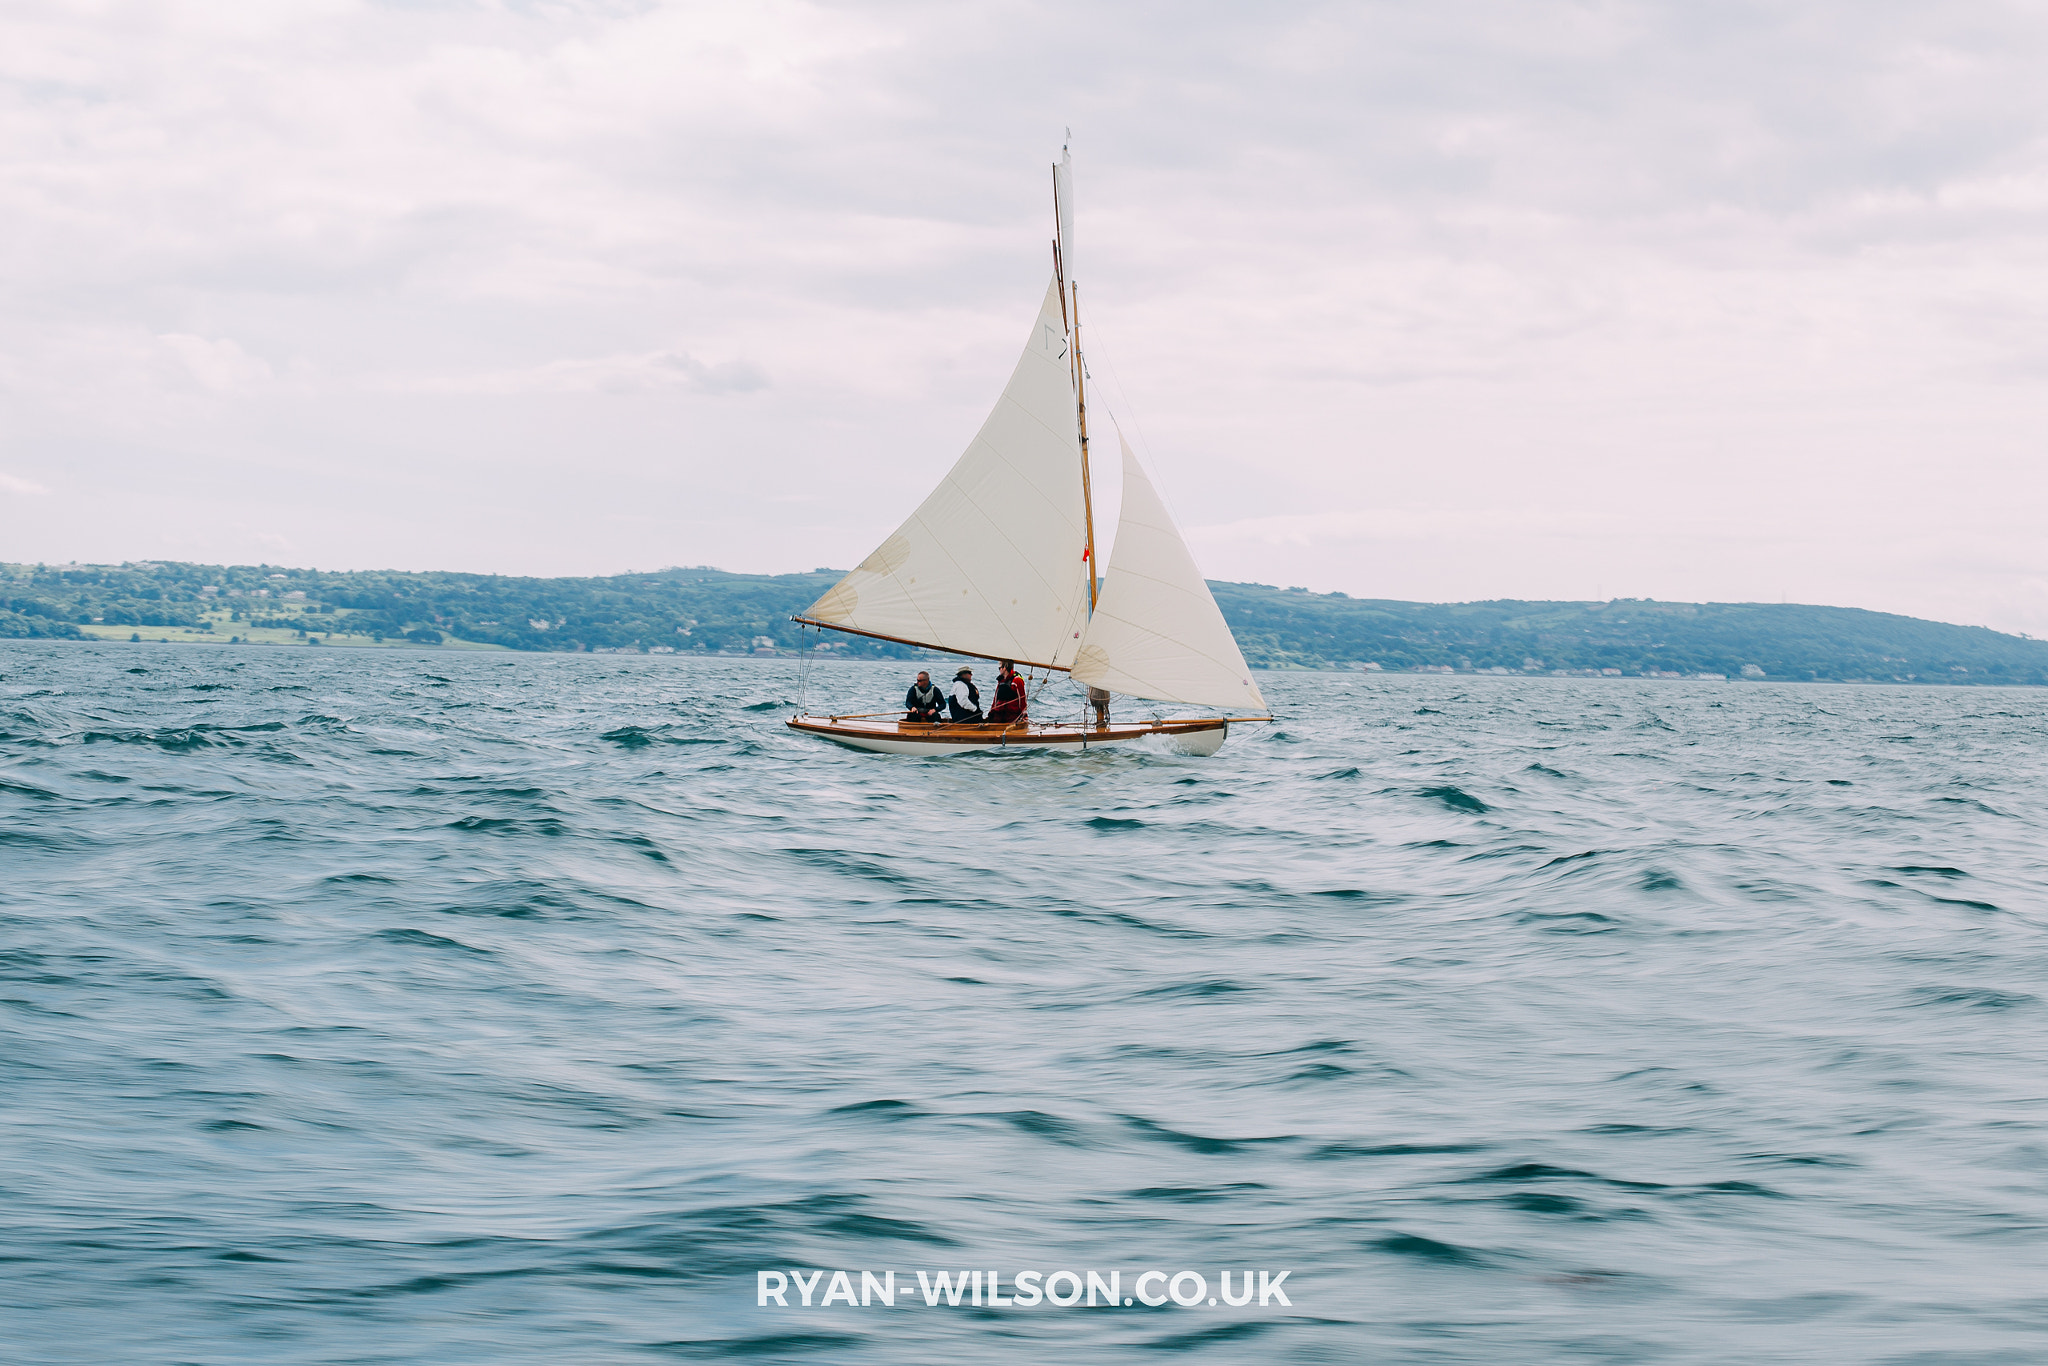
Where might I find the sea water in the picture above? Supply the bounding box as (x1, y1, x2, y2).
(2, 641, 2044, 1364)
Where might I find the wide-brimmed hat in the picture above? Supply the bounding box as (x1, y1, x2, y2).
(955, 666, 973, 678)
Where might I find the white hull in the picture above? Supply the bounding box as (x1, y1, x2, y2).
(788, 716, 1230, 757)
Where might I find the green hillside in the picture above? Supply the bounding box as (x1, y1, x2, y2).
(1210, 586, 2048, 684)
(5, 561, 2044, 684)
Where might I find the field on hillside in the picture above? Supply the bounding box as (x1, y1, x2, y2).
(68, 606, 508, 651)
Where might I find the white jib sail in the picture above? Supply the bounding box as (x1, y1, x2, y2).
(1073, 435, 1268, 712)
(805, 278, 1093, 669)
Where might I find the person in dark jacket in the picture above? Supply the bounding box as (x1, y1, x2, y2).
(904, 671, 945, 722)
(947, 667, 983, 722)
(988, 660, 1028, 724)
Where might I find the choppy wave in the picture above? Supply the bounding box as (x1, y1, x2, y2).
(2, 642, 2045, 1363)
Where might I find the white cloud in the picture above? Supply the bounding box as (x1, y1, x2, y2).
(158, 334, 273, 393)
(407, 350, 768, 396)
(0, 470, 49, 495)
(0, 1, 2046, 629)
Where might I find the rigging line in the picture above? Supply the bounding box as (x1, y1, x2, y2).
(1081, 313, 1163, 454)
(796, 620, 811, 713)
(1051, 562, 1093, 676)
(1081, 321, 1200, 538)
(1049, 593, 1096, 727)
(1081, 317, 1160, 457)
(1095, 400, 1201, 563)
(1070, 284, 1097, 616)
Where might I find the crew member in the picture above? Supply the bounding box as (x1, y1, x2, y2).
(1088, 685, 1112, 728)
(947, 666, 983, 722)
(988, 660, 1028, 724)
(904, 670, 945, 722)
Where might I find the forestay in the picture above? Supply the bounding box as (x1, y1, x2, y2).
(1072, 436, 1268, 712)
(803, 279, 1093, 669)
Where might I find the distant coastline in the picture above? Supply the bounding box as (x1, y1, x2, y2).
(6, 561, 2044, 686)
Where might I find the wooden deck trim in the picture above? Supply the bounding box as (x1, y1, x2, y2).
(787, 715, 1227, 746)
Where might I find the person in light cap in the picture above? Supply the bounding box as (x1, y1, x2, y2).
(947, 666, 983, 723)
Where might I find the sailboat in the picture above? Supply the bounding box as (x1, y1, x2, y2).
(786, 143, 1268, 756)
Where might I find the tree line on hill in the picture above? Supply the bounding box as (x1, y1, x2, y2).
(4, 560, 2045, 685)
(1208, 585, 2048, 683)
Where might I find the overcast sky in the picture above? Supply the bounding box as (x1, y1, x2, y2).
(5, 0, 2048, 632)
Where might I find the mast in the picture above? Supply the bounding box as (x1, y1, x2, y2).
(1053, 141, 1098, 614)
(1074, 287, 1097, 614)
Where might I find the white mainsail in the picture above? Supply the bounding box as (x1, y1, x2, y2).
(1073, 435, 1268, 712)
(802, 278, 1093, 669)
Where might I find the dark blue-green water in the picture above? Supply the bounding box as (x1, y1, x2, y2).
(3, 641, 2045, 1364)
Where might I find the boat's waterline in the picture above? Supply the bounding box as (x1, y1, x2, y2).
(786, 715, 1230, 756)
